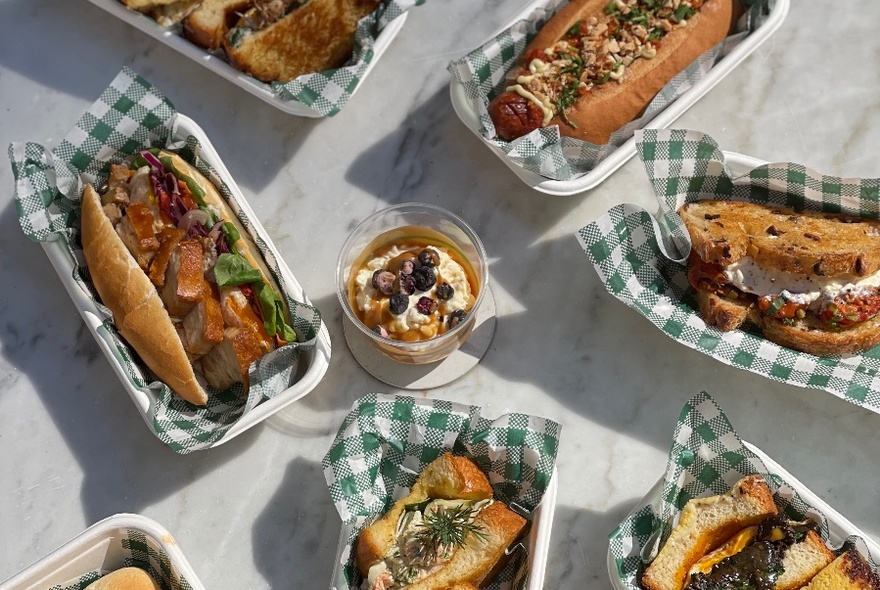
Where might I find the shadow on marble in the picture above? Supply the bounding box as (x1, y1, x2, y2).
(251, 456, 341, 589)
(542, 501, 642, 589)
(0, 201, 259, 523)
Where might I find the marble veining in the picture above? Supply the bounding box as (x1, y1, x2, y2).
(2, 0, 880, 588)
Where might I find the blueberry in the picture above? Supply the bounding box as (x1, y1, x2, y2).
(416, 296, 438, 315)
(371, 269, 396, 295)
(397, 274, 416, 295)
(435, 283, 454, 301)
(371, 325, 389, 338)
(447, 309, 467, 328)
(418, 249, 440, 268)
(412, 267, 436, 291)
(389, 294, 409, 315)
(399, 259, 415, 276)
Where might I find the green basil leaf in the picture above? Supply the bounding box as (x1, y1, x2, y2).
(214, 253, 262, 287)
(256, 283, 297, 342)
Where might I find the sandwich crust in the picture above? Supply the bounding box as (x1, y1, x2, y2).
(803, 547, 880, 590)
(679, 200, 880, 277)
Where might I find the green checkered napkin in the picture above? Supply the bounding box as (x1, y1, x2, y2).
(323, 393, 561, 590)
(608, 392, 879, 589)
(9, 67, 322, 454)
(49, 528, 194, 590)
(577, 128, 880, 414)
(447, 0, 776, 181)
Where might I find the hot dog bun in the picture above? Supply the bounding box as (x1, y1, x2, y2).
(489, 0, 741, 144)
(81, 150, 295, 405)
(84, 567, 160, 590)
(355, 453, 527, 590)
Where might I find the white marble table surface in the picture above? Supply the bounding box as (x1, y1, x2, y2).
(2, 0, 880, 588)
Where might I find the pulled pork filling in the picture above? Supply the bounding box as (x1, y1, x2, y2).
(509, 0, 707, 127)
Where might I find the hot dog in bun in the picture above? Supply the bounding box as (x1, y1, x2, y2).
(680, 200, 880, 356)
(642, 475, 835, 590)
(355, 452, 527, 590)
(81, 149, 296, 406)
(488, 0, 741, 144)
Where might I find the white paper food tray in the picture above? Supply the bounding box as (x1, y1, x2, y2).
(84, 0, 407, 117)
(606, 441, 880, 589)
(40, 113, 331, 448)
(0, 513, 205, 590)
(330, 466, 559, 590)
(450, 0, 789, 196)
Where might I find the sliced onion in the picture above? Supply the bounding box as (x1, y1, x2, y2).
(140, 150, 164, 173)
(178, 209, 210, 232)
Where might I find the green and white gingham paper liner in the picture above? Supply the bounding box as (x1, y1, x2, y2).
(323, 393, 561, 590)
(9, 67, 322, 454)
(447, 0, 775, 181)
(245, 0, 423, 116)
(577, 128, 880, 414)
(48, 528, 194, 590)
(608, 392, 879, 589)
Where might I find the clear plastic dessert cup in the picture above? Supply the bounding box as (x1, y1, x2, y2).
(337, 203, 488, 364)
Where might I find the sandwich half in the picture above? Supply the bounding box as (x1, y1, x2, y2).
(680, 200, 880, 355)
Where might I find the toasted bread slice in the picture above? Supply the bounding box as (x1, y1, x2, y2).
(774, 530, 835, 590)
(223, 0, 381, 82)
(695, 289, 756, 332)
(641, 475, 779, 590)
(120, 0, 185, 11)
(355, 453, 526, 590)
(679, 200, 880, 276)
(695, 288, 880, 355)
(804, 547, 880, 590)
(183, 0, 255, 50)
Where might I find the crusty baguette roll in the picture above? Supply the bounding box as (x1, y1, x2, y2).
(223, 0, 381, 83)
(641, 475, 778, 590)
(81, 150, 295, 405)
(489, 0, 741, 144)
(355, 453, 527, 590)
(84, 567, 160, 590)
(803, 547, 880, 590)
(82, 183, 209, 406)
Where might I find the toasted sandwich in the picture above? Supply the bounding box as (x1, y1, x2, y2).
(680, 200, 880, 356)
(222, 0, 382, 82)
(803, 547, 880, 590)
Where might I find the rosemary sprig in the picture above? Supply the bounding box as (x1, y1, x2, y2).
(414, 503, 487, 562)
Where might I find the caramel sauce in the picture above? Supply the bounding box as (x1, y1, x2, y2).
(348, 226, 479, 342)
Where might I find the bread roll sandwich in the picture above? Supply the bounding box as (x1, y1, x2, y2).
(84, 567, 160, 590)
(81, 149, 296, 406)
(488, 0, 741, 144)
(680, 200, 880, 356)
(642, 475, 834, 590)
(355, 453, 527, 590)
